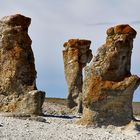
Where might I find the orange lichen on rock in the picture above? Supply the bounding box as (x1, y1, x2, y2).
(114, 24, 137, 36)
(64, 39, 91, 48)
(107, 24, 137, 38)
(63, 39, 93, 113)
(0, 14, 45, 115)
(78, 24, 140, 126)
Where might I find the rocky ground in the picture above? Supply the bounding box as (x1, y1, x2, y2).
(0, 98, 140, 140)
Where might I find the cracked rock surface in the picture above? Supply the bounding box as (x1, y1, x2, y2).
(63, 39, 92, 113)
(0, 14, 45, 115)
(77, 24, 140, 126)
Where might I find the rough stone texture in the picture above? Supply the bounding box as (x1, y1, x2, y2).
(77, 24, 140, 126)
(63, 39, 93, 113)
(0, 14, 45, 115)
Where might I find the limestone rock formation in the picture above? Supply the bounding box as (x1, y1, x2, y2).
(63, 39, 93, 113)
(0, 14, 45, 115)
(77, 24, 140, 126)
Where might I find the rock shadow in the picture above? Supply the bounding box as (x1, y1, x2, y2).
(43, 114, 80, 119)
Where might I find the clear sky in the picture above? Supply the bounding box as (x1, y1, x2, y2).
(0, 0, 140, 101)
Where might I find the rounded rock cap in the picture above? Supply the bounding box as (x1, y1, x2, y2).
(107, 24, 137, 38)
(64, 39, 91, 48)
(1, 14, 31, 28)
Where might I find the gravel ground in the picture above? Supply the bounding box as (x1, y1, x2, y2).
(0, 115, 140, 140)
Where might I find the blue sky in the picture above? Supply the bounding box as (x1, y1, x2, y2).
(0, 0, 140, 101)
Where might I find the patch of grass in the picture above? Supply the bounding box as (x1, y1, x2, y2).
(45, 97, 67, 106)
(133, 102, 140, 116)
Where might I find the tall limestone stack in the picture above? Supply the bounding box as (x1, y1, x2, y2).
(77, 25, 140, 126)
(0, 14, 45, 115)
(63, 39, 93, 113)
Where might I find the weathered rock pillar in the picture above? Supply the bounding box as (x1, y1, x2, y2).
(0, 14, 45, 115)
(63, 39, 92, 113)
(77, 25, 140, 126)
